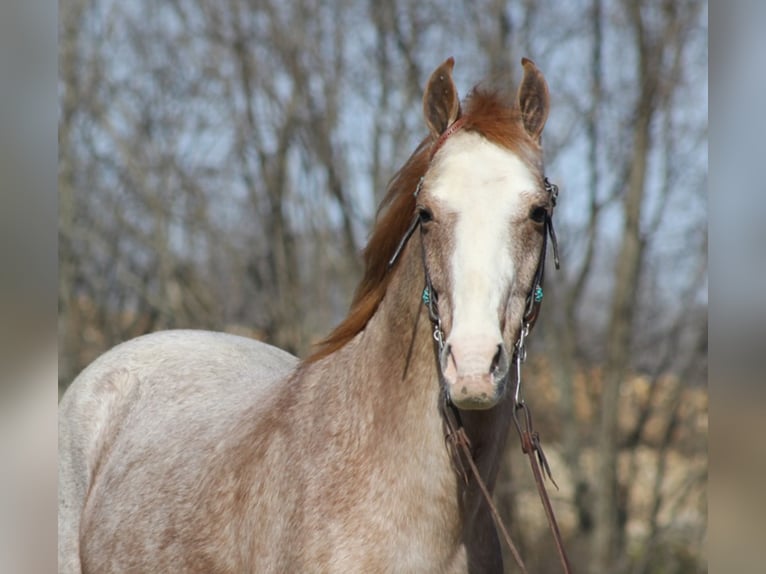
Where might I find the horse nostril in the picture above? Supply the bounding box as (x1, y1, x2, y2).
(490, 345, 501, 373)
(490, 344, 509, 380)
(439, 343, 453, 372)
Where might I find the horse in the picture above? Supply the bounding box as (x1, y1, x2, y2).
(59, 56, 558, 573)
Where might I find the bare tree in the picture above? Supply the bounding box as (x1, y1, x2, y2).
(591, 1, 705, 571)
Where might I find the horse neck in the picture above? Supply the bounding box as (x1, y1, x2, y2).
(370, 236, 517, 529)
(287, 236, 518, 570)
(306, 234, 445, 449)
(303, 233, 514, 510)
(389, 234, 514, 466)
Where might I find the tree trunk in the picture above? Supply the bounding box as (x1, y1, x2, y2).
(590, 3, 656, 569)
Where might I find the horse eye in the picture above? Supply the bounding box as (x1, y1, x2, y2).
(418, 206, 434, 223)
(529, 206, 547, 224)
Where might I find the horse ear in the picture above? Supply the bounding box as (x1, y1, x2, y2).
(517, 58, 549, 143)
(423, 57, 462, 138)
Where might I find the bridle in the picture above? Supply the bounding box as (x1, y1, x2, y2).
(387, 133, 573, 574)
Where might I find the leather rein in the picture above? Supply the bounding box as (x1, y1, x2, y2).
(387, 127, 573, 574)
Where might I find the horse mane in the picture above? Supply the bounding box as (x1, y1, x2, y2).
(304, 87, 537, 363)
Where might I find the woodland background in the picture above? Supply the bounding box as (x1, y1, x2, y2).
(58, 0, 708, 572)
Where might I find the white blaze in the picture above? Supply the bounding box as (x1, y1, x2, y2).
(429, 131, 537, 372)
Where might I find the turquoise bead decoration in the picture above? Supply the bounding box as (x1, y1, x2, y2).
(422, 287, 431, 305)
(534, 286, 544, 303)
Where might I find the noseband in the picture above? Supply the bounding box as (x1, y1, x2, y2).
(386, 130, 573, 574)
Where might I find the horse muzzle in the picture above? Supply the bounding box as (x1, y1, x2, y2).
(440, 337, 510, 410)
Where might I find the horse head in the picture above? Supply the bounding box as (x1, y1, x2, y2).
(415, 57, 554, 410)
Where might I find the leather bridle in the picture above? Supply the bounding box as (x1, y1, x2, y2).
(387, 135, 573, 573)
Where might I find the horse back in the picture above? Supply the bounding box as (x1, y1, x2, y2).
(58, 329, 298, 573)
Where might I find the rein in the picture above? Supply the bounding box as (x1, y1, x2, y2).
(388, 128, 573, 573)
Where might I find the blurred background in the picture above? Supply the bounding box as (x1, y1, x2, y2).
(57, 0, 708, 572)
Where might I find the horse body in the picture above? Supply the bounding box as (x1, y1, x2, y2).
(59, 290, 481, 572)
(60, 57, 554, 573)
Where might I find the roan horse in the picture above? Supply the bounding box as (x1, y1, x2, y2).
(59, 57, 560, 573)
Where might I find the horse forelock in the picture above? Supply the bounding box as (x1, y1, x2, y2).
(461, 87, 542, 169)
(304, 88, 541, 364)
